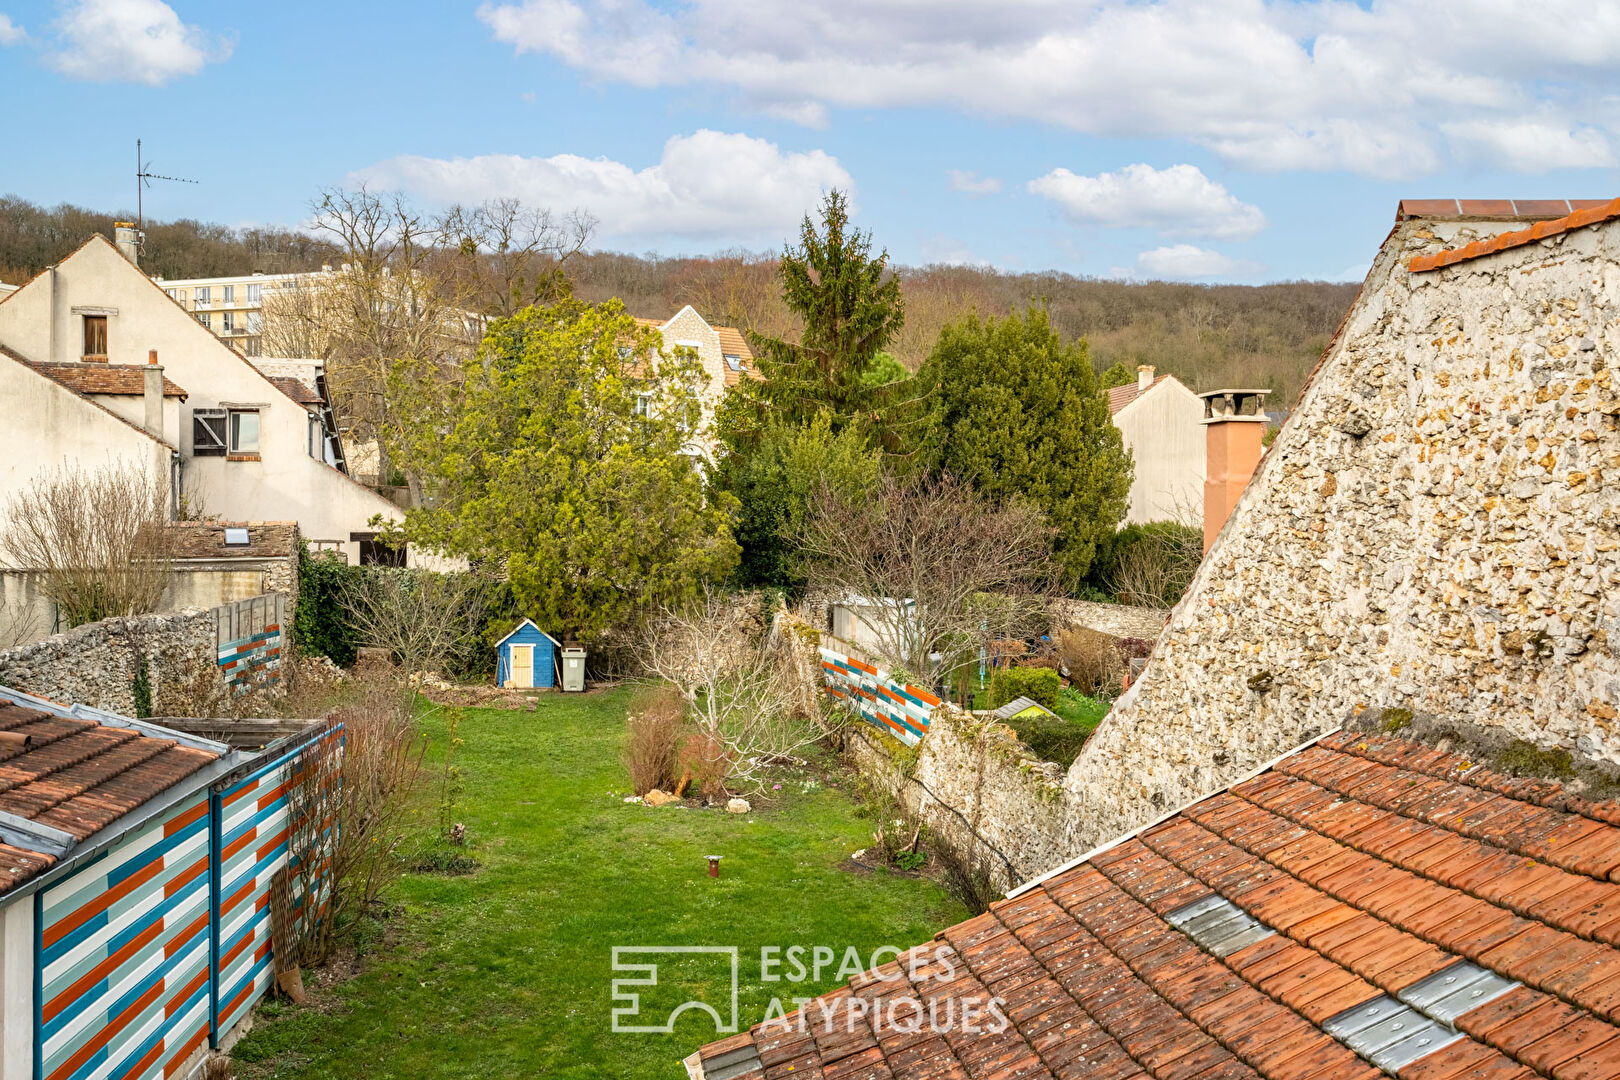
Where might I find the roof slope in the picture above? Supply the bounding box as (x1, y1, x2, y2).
(691, 730, 1620, 1079)
(170, 520, 297, 559)
(0, 699, 219, 889)
(1108, 374, 1171, 415)
(23, 360, 188, 398)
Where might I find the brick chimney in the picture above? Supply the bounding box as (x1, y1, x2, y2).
(144, 350, 164, 438)
(1137, 364, 1155, 393)
(1198, 389, 1270, 554)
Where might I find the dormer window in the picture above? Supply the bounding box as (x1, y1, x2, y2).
(82, 315, 107, 361)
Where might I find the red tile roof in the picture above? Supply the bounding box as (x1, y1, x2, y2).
(0, 700, 219, 890)
(21, 360, 188, 398)
(1408, 198, 1620, 273)
(267, 376, 322, 405)
(1396, 198, 1614, 221)
(1108, 374, 1171, 415)
(689, 729, 1620, 1079)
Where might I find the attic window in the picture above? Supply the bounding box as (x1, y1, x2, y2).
(192, 408, 227, 456)
(723, 354, 743, 372)
(82, 315, 108, 361)
(223, 528, 251, 546)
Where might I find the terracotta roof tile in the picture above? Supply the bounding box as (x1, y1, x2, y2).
(1108, 375, 1172, 416)
(1408, 197, 1620, 272)
(267, 375, 322, 405)
(693, 732, 1620, 1079)
(20, 360, 189, 398)
(0, 700, 219, 891)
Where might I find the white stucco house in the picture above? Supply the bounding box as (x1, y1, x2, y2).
(0, 234, 415, 569)
(1107, 364, 1207, 525)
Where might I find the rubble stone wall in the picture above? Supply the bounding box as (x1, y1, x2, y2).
(0, 608, 217, 715)
(1064, 213, 1620, 852)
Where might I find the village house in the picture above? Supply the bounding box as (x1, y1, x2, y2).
(0, 234, 416, 570)
(694, 197, 1620, 1079)
(1109, 364, 1208, 525)
(635, 306, 757, 464)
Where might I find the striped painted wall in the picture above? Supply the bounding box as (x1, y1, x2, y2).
(819, 647, 941, 746)
(36, 791, 213, 1080)
(212, 726, 338, 1041)
(215, 594, 285, 693)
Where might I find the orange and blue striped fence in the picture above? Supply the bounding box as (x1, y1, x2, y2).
(819, 647, 940, 746)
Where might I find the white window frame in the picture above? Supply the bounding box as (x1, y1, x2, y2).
(228, 409, 261, 455)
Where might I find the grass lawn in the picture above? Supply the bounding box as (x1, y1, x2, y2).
(233, 688, 967, 1079)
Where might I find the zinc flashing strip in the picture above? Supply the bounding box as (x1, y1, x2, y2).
(1323, 962, 1520, 1074)
(1167, 895, 1275, 957)
(1006, 726, 1343, 899)
(702, 1045, 764, 1080)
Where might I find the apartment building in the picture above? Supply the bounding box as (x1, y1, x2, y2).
(152, 269, 309, 356)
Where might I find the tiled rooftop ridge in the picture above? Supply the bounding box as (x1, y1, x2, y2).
(0, 702, 217, 890)
(1407, 198, 1620, 273)
(692, 730, 1620, 1080)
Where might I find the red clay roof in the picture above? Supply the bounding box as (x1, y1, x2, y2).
(267, 376, 322, 406)
(22, 360, 188, 399)
(691, 729, 1620, 1080)
(0, 701, 219, 889)
(1409, 198, 1620, 274)
(1108, 374, 1171, 415)
(1396, 198, 1615, 221)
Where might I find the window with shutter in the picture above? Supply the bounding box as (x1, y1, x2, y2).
(192, 409, 227, 456)
(82, 315, 108, 360)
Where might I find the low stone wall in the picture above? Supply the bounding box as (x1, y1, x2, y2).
(845, 704, 1068, 892)
(0, 609, 217, 715)
(0, 593, 288, 716)
(1050, 599, 1167, 641)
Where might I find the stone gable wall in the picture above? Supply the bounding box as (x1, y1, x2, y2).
(1061, 214, 1620, 853)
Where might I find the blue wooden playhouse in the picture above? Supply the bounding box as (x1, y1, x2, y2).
(496, 619, 561, 688)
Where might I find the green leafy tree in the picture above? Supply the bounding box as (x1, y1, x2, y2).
(922, 306, 1132, 585)
(730, 190, 932, 462)
(717, 413, 885, 590)
(1099, 361, 1135, 390)
(405, 298, 739, 640)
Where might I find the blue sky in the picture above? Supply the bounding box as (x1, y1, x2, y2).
(2, 0, 1617, 283)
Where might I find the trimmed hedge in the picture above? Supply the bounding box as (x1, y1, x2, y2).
(989, 666, 1060, 711)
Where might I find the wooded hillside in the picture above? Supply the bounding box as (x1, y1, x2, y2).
(0, 196, 1358, 403)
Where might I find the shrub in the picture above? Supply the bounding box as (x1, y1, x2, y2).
(677, 732, 731, 800)
(1059, 627, 1123, 697)
(1085, 520, 1202, 608)
(989, 666, 1060, 710)
(623, 686, 685, 795)
(1008, 716, 1091, 768)
(294, 545, 364, 666)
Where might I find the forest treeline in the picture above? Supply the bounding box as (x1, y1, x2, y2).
(0, 195, 1358, 403)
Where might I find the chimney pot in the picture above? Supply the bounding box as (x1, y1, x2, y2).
(148, 349, 158, 366)
(1137, 365, 1155, 392)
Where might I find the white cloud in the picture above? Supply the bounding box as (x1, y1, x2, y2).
(0, 15, 25, 45)
(353, 130, 853, 249)
(1028, 163, 1265, 239)
(1124, 244, 1261, 281)
(947, 170, 1002, 196)
(46, 0, 232, 85)
(477, 0, 1620, 178)
(1440, 117, 1616, 172)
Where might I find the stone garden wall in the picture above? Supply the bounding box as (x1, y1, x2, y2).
(0, 608, 218, 716)
(1063, 210, 1620, 853)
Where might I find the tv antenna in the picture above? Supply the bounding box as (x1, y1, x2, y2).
(135, 138, 198, 235)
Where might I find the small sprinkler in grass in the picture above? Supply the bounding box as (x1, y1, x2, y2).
(705, 855, 722, 878)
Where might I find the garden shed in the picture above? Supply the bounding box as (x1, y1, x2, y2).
(495, 620, 561, 689)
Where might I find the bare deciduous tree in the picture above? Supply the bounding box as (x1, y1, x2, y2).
(797, 473, 1056, 683)
(437, 197, 595, 317)
(635, 591, 845, 795)
(0, 463, 176, 628)
(342, 570, 494, 708)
